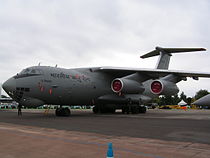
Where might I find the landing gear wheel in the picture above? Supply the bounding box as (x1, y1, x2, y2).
(131, 106, 139, 114)
(55, 108, 61, 116)
(122, 106, 126, 114)
(55, 107, 71, 116)
(139, 106, 146, 113)
(93, 105, 105, 113)
(93, 106, 99, 114)
(108, 107, 115, 114)
(63, 107, 71, 116)
(122, 105, 129, 114)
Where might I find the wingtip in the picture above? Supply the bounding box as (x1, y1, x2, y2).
(140, 54, 146, 58)
(200, 48, 206, 51)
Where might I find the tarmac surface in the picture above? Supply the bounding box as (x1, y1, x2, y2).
(0, 109, 210, 158)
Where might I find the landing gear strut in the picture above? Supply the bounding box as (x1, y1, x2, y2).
(55, 107, 71, 116)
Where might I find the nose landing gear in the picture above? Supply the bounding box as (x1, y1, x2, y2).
(55, 107, 71, 116)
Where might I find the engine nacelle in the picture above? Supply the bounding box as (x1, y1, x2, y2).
(150, 80, 179, 95)
(111, 78, 144, 94)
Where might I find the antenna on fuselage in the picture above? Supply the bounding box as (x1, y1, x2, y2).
(38, 62, 41, 66)
(55, 64, 57, 68)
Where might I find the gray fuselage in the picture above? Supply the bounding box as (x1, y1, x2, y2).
(3, 66, 155, 107)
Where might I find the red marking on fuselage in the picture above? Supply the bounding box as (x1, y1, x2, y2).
(49, 88, 52, 94)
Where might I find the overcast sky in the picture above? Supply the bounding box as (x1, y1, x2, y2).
(0, 0, 210, 97)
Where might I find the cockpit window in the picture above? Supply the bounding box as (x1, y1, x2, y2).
(31, 69, 36, 74)
(19, 68, 43, 75)
(14, 68, 43, 79)
(20, 68, 30, 74)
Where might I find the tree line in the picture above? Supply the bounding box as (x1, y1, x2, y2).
(152, 89, 209, 106)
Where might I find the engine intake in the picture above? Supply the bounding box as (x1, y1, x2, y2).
(151, 81, 162, 94)
(150, 80, 179, 95)
(112, 79, 123, 92)
(111, 78, 144, 94)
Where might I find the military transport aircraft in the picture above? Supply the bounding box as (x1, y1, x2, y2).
(0, 85, 13, 102)
(193, 94, 210, 107)
(2, 47, 210, 116)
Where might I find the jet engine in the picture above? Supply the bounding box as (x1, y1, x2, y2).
(111, 78, 144, 94)
(150, 80, 179, 95)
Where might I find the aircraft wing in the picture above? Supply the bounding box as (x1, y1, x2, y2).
(96, 66, 210, 79)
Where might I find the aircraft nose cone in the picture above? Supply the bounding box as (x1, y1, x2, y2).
(2, 77, 16, 95)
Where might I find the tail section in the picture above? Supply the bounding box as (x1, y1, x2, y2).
(140, 47, 206, 70)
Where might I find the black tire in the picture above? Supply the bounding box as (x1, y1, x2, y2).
(63, 107, 71, 116)
(131, 106, 139, 114)
(139, 106, 146, 113)
(55, 107, 71, 116)
(122, 107, 126, 114)
(100, 107, 107, 113)
(55, 108, 61, 116)
(126, 106, 130, 114)
(109, 108, 116, 114)
(93, 106, 99, 114)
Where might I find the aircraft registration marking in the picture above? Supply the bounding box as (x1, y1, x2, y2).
(50, 72, 90, 82)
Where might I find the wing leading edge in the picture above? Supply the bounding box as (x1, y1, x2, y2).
(97, 66, 210, 79)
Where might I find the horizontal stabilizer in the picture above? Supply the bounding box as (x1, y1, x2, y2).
(140, 47, 206, 59)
